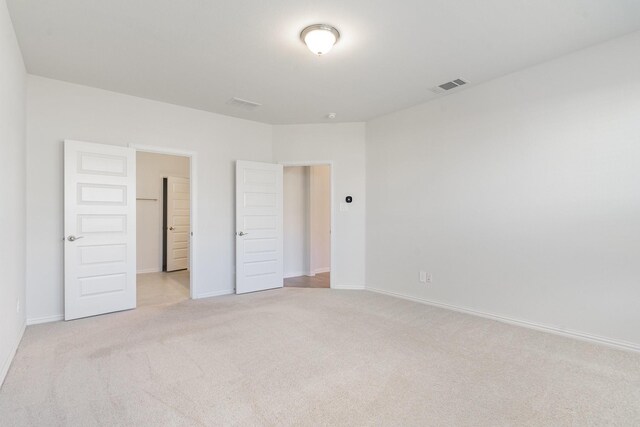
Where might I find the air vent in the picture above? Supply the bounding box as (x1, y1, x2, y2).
(431, 78, 469, 94)
(226, 97, 262, 111)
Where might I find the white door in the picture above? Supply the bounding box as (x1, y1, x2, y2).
(64, 140, 136, 320)
(235, 161, 284, 294)
(166, 176, 190, 271)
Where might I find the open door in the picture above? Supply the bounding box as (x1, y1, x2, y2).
(64, 140, 136, 320)
(166, 176, 190, 271)
(235, 161, 284, 294)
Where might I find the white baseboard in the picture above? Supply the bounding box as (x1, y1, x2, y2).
(332, 284, 366, 290)
(27, 314, 64, 325)
(1, 322, 25, 387)
(284, 271, 308, 279)
(284, 271, 330, 278)
(137, 268, 161, 274)
(194, 289, 234, 299)
(366, 287, 640, 353)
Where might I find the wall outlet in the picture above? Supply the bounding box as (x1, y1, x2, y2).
(419, 271, 432, 284)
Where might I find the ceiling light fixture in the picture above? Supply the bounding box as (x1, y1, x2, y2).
(300, 24, 340, 55)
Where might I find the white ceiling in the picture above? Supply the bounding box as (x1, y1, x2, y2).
(7, 0, 640, 124)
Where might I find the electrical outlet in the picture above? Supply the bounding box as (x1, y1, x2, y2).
(419, 271, 432, 284)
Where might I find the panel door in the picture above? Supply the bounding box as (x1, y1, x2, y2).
(64, 140, 136, 320)
(166, 176, 190, 271)
(235, 161, 283, 294)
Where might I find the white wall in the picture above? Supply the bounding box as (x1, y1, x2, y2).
(309, 165, 331, 274)
(136, 152, 190, 273)
(273, 123, 366, 289)
(366, 31, 640, 349)
(25, 76, 272, 322)
(0, 0, 26, 385)
(283, 166, 309, 277)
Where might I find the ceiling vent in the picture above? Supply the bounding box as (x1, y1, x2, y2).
(431, 78, 468, 94)
(226, 97, 262, 111)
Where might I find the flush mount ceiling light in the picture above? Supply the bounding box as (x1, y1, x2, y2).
(300, 24, 340, 55)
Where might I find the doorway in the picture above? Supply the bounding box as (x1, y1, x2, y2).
(63, 140, 198, 320)
(136, 150, 192, 306)
(282, 164, 332, 289)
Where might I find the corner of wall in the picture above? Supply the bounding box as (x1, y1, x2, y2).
(0, 321, 25, 388)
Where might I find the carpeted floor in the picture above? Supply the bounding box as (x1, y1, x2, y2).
(1, 286, 639, 426)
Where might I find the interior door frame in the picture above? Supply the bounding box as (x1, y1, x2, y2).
(280, 161, 335, 289)
(129, 144, 197, 299)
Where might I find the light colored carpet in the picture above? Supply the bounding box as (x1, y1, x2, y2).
(284, 272, 330, 288)
(1, 286, 639, 426)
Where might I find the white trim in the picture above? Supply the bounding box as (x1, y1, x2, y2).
(130, 144, 198, 300)
(284, 269, 328, 279)
(366, 287, 640, 353)
(279, 161, 335, 289)
(1, 322, 25, 387)
(26, 314, 64, 325)
(194, 289, 234, 299)
(136, 268, 161, 274)
(284, 271, 308, 279)
(332, 284, 366, 290)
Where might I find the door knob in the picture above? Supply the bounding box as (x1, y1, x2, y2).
(67, 235, 84, 242)
(169, 226, 175, 231)
(237, 231, 248, 236)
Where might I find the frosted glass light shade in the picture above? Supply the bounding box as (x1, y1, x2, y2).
(301, 24, 340, 55)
